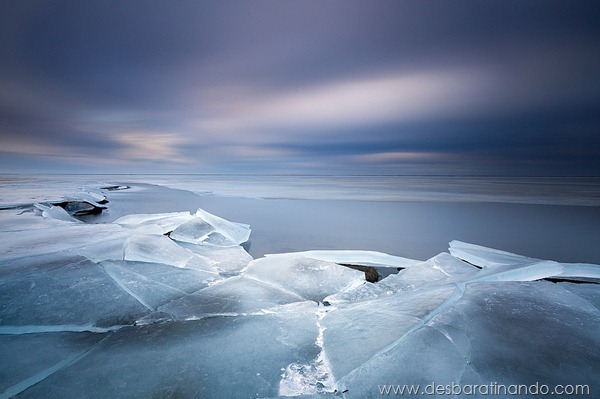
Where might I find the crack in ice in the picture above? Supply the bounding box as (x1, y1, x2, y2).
(0, 334, 110, 399)
(278, 304, 338, 396)
(339, 283, 467, 387)
(0, 324, 126, 335)
(102, 265, 155, 311)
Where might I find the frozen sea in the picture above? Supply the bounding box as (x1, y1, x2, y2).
(1, 174, 599, 398)
(5, 173, 597, 263)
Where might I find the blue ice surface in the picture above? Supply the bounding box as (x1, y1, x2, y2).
(1, 174, 599, 399)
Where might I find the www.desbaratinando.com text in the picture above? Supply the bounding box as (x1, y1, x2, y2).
(378, 382, 590, 396)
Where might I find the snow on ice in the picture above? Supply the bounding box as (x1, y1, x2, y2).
(0, 182, 599, 398)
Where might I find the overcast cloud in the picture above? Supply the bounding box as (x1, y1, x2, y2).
(1, 0, 599, 175)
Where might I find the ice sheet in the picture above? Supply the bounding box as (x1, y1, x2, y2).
(122, 234, 220, 277)
(36, 204, 82, 223)
(15, 305, 320, 399)
(114, 212, 195, 234)
(154, 276, 304, 320)
(244, 254, 365, 302)
(0, 256, 149, 328)
(114, 207, 251, 247)
(2, 177, 600, 398)
(332, 280, 600, 397)
(194, 208, 251, 245)
(0, 209, 130, 262)
(179, 243, 253, 274)
(322, 285, 457, 380)
(324, 253, 477, 303)
(449, 240, 537, 267)
(0, 332, 107, 399)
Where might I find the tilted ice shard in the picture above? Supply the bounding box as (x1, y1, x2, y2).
(449, 241, 600, 282)
(324, 253, 478, 304)
(35, 204, 82, 223)
(0, 210, 129, 262)
(555, 262, 600, 280)
(122, 234, 220, 278)
(194, 207, 251, 245)
(101, 260, 216, 294)
(180, 243, 253, 274)
(123, 234, 194, 267)
(469, 260, 564, 282)
(384, 253, 478, 289)
(72, 188, 107, 204)
(244, 254, 365, 302)
(169, 218, 215, 244)
(113, 207, 251, 247)
(448, 240, 537, 267)
(101, 261, 191, 311)
(114, 212, 195, 234)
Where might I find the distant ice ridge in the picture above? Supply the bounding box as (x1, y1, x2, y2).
(114, 207, 251, 247)
(1, 182, 600, 398)
(0, 182, 109, 218)
(125, 174, 600, 206)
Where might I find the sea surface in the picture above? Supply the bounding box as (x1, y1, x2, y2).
(2, 174, 599, 263)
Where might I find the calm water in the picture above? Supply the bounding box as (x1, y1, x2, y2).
(120, 174, 600, 206)
(2, 174, 599, 263)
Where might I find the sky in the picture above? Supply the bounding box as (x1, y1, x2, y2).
(1, 0, 599, 176)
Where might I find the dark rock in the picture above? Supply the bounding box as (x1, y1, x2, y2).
(101, 185, 131, 191)
(339, 263, 380, 283)
(52, 200, 107, 216)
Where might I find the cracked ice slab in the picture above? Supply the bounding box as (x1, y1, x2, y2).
(322, 284, 457, 381)
(15, 306, 320, 399)
(0, 331, 106, 399)
(114, 211, 195, 234)
(0, 209, 130, 262)
(154, 275, 304, 320)
(114, 207, 251, 247)
(0, 256, 150, 328)
(329, 279, 600, 398)
(449, 240, 536, 267)
(449, 240, 600, 282)
(244, 254, 365, 303)
(429, 281, 600, 392)
(122, 234, 220, 277)
(180, 243, 253, 274)
(468, 260, 565, 282)
(192, 208, 251, 245)
(35, 204, 82, 223)
(331, 280, 600, 397)
(324, 253, 478, 304)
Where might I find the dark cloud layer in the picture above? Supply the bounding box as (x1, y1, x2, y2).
(1, 0, 599, 175)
